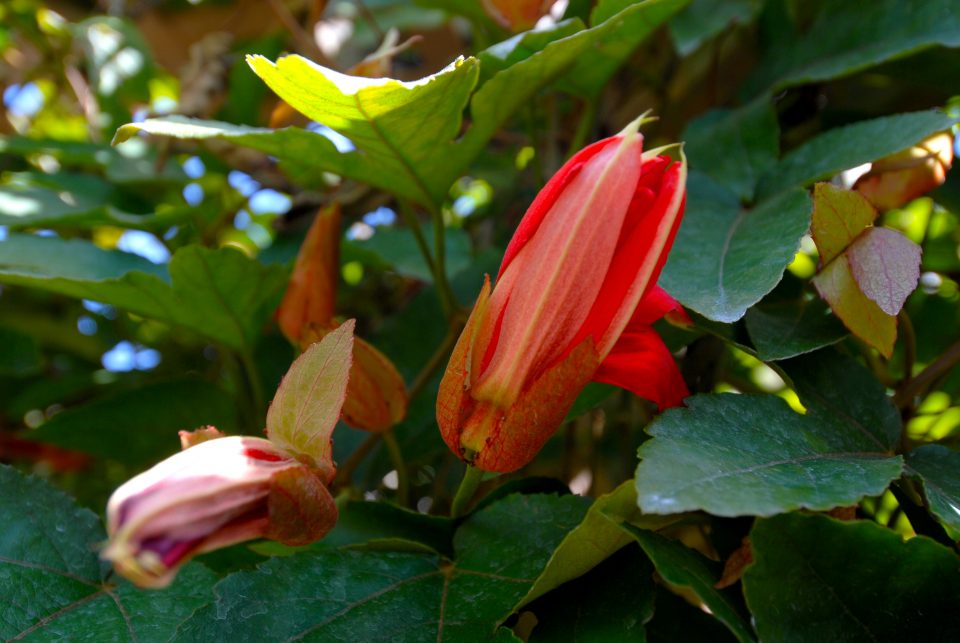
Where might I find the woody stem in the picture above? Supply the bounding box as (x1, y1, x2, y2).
(450, 464, 484, 518)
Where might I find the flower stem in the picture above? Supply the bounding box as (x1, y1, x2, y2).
(240, 349, 266, 422)
(397, 198, 458, 320)
(427, 201, 458, 320)
(382, 428, 409, 507)
(450, 463, 484, 518)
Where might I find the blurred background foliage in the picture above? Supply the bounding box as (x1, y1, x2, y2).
(2, 0, 960, 515)
(2, 4, 960, 634)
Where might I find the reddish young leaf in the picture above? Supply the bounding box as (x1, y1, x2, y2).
(847, 226, 922, 316)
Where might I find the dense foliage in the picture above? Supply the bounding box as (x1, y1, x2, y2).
(2, 0, 960, 640)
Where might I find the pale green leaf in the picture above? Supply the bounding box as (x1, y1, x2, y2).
(267, 321, 354, 472)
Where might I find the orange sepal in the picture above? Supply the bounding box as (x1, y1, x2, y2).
(277, 204, 341, 344)
(854, 133, 954, 211)
(438, 277, 492, 455)
(464, 338, 599, 473)
(265, 466, 339, 547)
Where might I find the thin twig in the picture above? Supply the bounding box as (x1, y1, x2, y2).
(895, 338, 960, 409)
(407, 322, 464, 402)
(333, 432, 381, 490)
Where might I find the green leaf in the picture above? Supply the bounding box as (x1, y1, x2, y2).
(26, 379, 239, 467)
(0, 465, 216, 641)
(745, 298, 847, 361)
(117, 2, 683, 204)
(659, 172, 811, 322)
(326, 501, 456, 557)
(113, 118, 393, 200)
(810, 183, 877, 265)
(0, 171, 196, 231)
(0, 137, 186, 186)
(669, 0, 761, 55)
(682, 98, 779, 202)
(561, 0, 689, 97)
(905, 445, 960, 534)
(519, 481, 678, 608)
(0, 235, 287, 351)
(246, 54, 479, 205)
(743, 0, 960, 98)
(744, 513, 960, 641)
(267, 321, 353, 473)
(347, 224, 472, 282)
(635, 389, 902, 516)
(781, 348, 902, 451)
(476, 19, 585, 84)
(175, 493, 589, 641)
(757, 110, 957, 199)
(645, 589, 737, 642)
(621, 525, 755, 642)
(528, 545, 655, 642)
(0, 326, 43, 376)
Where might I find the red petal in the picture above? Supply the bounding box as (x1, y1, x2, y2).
(498, 137, 619, 277)
(594, 326, 688, 411)
(573, 159, 686, 356)
(631, 286, 690, 328)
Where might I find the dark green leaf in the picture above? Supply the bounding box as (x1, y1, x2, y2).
(669, 0, 761, 55)
(905, 445, 960, 533)
(745, 298, 847, 361)
(347, 225, 472, 282)
(635, 393, 902, 516)
(646, 589, 737, 643)
(175, 494, 589, 641)
(659, 172, 811, 322)
(757, 110, 957, 199)
(743, 0, 960, 97)
(744, 513, 960, 641)
(561, 0, 689, 97)
(520, 481, 678, 608)
(27, 379, 239, 467)
(682, 99, 778, 202)
(781, 349, 902, 451)
(0, 326, 43, 376)
(0, 235, 287, 351)
(0, 465, 216, 642)
(528, 545, 655, 642)
(621, 525, 755, 642)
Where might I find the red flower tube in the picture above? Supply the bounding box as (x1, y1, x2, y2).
(437, 115, 689, 473)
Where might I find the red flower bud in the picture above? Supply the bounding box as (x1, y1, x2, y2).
(437, 116, 689, 472)
(103, 435, 336, 588)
